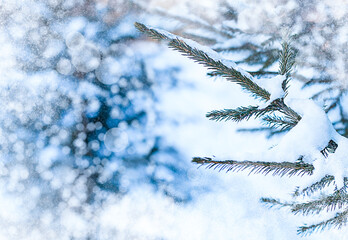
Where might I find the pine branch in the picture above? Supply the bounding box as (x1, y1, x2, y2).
(297, 209, 348, 236)
(263, 196, 348, 236)
(293, 175, 335, 197)
(311, 87, 338, 100)
(134, 22, 271, 101)
(134, 22, 169, 41)
(149, 7, 236, 39)
(206, 98, 299, 123)
(192, 157, 314, 177)
(206, 104, 280, 122)
(206, 106, 259, 122)
(238, 49, 279, 71)
(262, 50, 280, 70)
(249, 70, 278, 77)
(320, 140, 338, 158)
(291, 190, 348, 216)
(278, 41, 295, 94)
(169, 38, 270, 101)
(261, 197, 293, 208)
(207, 70, 277, 77)
(325, 98, 340, 113)
(213, 42, 259, 52)
(271, 98, 301, 123)
(135, 23, 303, 125)
(302, 77, 333, 88)
(263, 114, 297, 131)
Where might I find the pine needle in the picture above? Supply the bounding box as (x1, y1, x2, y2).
(278, 41, 295, 94)
(291, 189, 348, 216)
(192, 157, 314, 177)
(263, 114, 297, 131)
(134, 22, 169, 41)
(293, 175, 335, 197)
(206, 106, 262, 122)
(298, 209, 348, 236)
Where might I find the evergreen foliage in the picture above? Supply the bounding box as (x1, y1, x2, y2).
(135, 22, 271, 102)
(136, 21, 348, 235)
(158, 0, 348, 139)
(192, 157, 313, 177)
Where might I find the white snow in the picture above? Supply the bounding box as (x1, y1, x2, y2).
(246, 98, 348, 189)
(150, 28, 348, 190)
(269, 99, 337, 162)
(1, 1, 348, 239)
(256, 74, 286, 108)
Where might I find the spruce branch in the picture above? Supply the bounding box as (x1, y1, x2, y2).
(271, 98, 301, 123)
(192, 157, 314, 177)
(206, 104, 280, 122)
(263, 114, 297, 131)
(206, 98, 300, 125)
(290, 191, 348, 216)
(134, 22, 271, 101)
(302, 77, 333, 88)
(207, 70, 278, 77)
(135, 22, 302, 125)
(320, 140, 339, 158)
(325, 98, 340, 113)
(213, 42, 259, 52)
(311, 87, 338, 100)
(249, 70, 278, 77)
(297, 209, 348, 236)
(134, 22, 169, 41)
(206, 106, 259, 122)
(261, 197, 293, 208)
(278, 41, 295, 94)
(293, 175, 335, 197)
(169, 38, 270, 101)
(149, 7, 236, 40)
(136, 21, 348, 235)
(262, 194, 348, 235)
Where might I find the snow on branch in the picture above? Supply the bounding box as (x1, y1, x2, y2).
(192, 157, 314, 177)
(135, 22, 271, 101)
(136, 21, 348, 235)
(293, 175, 336, 197)
(135, 22, 348, 189)
(297, 209, 348, 236)
(290, 190, 348, 216)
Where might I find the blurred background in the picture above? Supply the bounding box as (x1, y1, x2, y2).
(0, 0, 347, 239)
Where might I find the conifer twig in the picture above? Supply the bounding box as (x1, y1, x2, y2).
(134, 22, 169, 41)
(293, 175, 335, 197)
(263, 114, 297, 130)
(135, 22, 271, 101)
(263, 195, 348, 215)
(192, 157, 314, 177)
(278, 41, 295, 94)
(169, 38, 270, 101)
(206, 105, 279, 122)
(206, 98, 300, 124)
(297, 209, 348, 236)
(261, 197, 293, 208)
(271, 98, 301, 123)
(206, 106, 259, 122)
(290, 191, 348, 216)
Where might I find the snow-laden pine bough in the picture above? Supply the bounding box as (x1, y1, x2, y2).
(135, 22, 348, 235)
